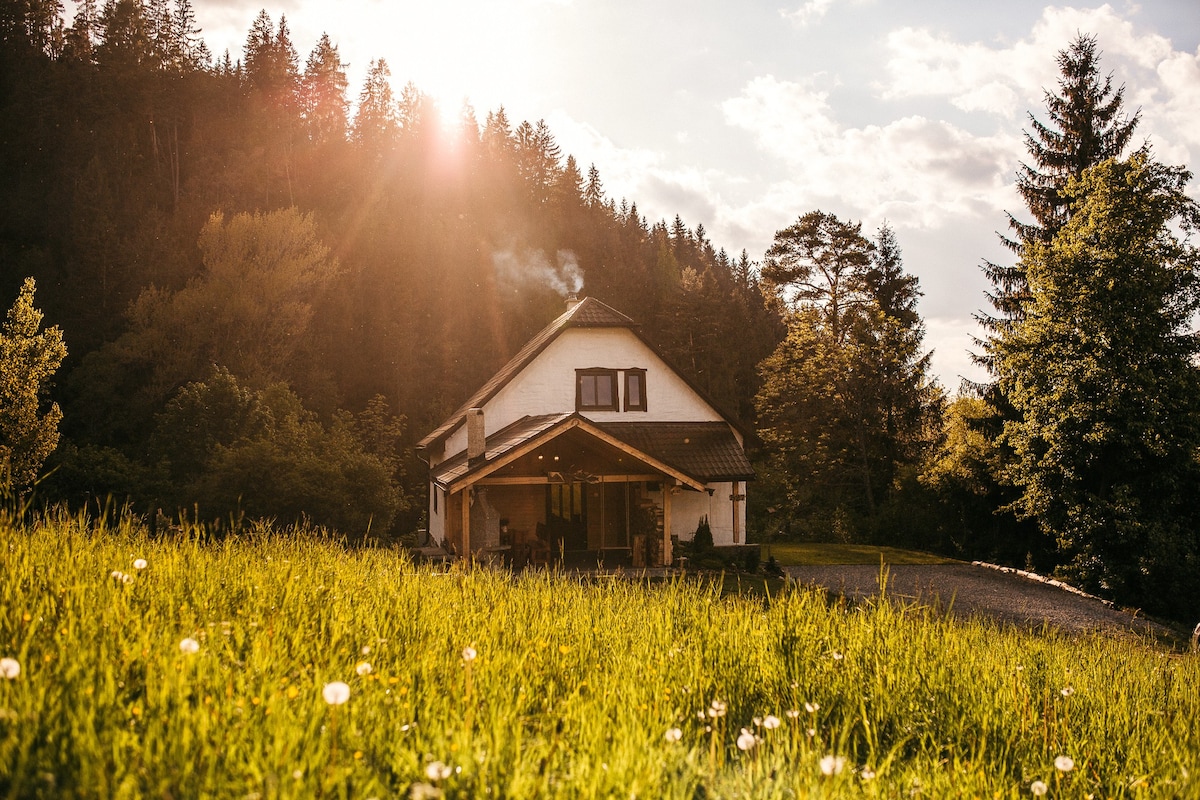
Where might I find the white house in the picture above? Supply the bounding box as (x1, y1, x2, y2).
(416, 294, 753, 566)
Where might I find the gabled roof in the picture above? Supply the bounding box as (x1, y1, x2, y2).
(417, 296, 744, 450)
(432, 413, 713, 493)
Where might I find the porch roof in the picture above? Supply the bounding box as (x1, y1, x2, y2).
(595, 422, 755, 482)
(431, 414, 751, 492)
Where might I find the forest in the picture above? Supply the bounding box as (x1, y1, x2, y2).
(1, 2, 1198, 620)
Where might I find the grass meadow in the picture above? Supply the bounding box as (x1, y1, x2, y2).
(1, 511, 1197, 799)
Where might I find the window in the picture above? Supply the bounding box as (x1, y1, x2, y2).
(624, 369, 647, 411)
(577, 369, 618, 411)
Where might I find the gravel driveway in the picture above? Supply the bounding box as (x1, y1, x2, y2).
(783, 563, 1175, 640)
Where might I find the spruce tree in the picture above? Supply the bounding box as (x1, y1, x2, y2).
(979, 34, 1139, 340)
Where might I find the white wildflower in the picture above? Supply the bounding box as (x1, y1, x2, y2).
(819, 755, 846, 776)
(664, 727, 683, 743)
(179, 638, 200, 655)
(461, 646, 477, 663)
(425, 761, 452, 781)
(736, 728, 757, 751)
(762, 714, 781, 730)
(322, 681, 350, 705)
(805, 702, 820, 713)
(786, 709, 801, 719)
(1030, 780, 1048, 796)
(860, 767, 876, 780)
(0, 658, 19, 679)
(132, 558, 148, 570)
(1055, 755, 1075, 772)
(356, 661, 372, 676)
(707, 699, 727, 718)
(1060, 686, 1074, 698)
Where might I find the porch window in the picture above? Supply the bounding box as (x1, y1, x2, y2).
(624, 369, 647, 411)
(577, 369, 619, 411)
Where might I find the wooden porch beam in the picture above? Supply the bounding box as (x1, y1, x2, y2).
(472, 473, 663, 486)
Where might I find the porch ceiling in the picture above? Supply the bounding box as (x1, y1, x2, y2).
(433, 414, 709, 493)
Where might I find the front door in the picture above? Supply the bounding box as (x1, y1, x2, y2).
(547, 482, 587, 551)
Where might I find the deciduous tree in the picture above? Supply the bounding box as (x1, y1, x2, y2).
(994, 150, 1200, 617)
(0, 278, 66, 492)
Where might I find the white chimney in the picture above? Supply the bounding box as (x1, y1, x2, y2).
(467, 408, 486, 463)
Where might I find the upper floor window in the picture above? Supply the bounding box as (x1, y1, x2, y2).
(624, 369, 647, 411)
(577, 369, 618, 411)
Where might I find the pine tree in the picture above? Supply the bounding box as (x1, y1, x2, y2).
(302, 33, 348, 144)
(352, 58, 398, 153)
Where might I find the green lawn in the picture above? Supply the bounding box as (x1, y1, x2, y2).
(760, 542, 957, 566)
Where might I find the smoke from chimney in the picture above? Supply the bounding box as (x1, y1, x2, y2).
(492, 248, 584, 296)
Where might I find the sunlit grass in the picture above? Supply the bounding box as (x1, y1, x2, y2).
(762, 542, 957, 566)
(0, 511, 1196, 798)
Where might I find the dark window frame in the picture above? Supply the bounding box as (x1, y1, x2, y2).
(576, 369, 619, 411)
(623, 368, 648, 412)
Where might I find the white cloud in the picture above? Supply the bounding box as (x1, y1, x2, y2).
(781, 0, 837, 27)
(721, 74, 1020, 229)
(882, 5, 1176, 117)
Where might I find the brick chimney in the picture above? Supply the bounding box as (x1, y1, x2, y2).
(467, 408, 486, 464)
(566, 291, 581, 310)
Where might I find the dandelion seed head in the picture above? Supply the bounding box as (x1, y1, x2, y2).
(860, 767, 876, 780)
(1060, 686, 1074, 697)
(1055, 755, 1075, 772)
(462, 646, 477, 663)
(425, 761, 452, 781)
(179, 638, 200, 655)
(707, 699, 727, 718)
(831, 651, 843, 661)
(762, 714, 781, 729)
(805, 702, 820, 713)
(0, 658, 19, 679)
(664, 727, 683, 743)
(292, 769, 303, 780)
(736, 728, 757, 751)
(807, 727, 817, 737)
(819, 755, 846, 776)
(322, 681, 351, 705)
(786, 709, 801, 719)
(132, 558, 147, 570)
(753, 715, 762, 726)
(1031, 780, 1048, 796)
(356, 661, 372, 676)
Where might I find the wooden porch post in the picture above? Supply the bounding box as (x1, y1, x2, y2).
(731, 481, 742, 544)
(662, 485, 672, 566)
(461, 487, 471, 557)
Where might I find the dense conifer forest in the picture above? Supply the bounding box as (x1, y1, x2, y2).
(3, 4, 1199, 620)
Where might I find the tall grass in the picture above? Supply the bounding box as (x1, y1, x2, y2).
(0, 511, 1196, 798)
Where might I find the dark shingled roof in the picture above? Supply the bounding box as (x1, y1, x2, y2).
(596, 422, 754, 482)
(431, 413, 572, 486)
(432, 415, 753, 488)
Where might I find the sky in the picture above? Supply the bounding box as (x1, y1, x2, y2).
(149, 0, 1200, 391)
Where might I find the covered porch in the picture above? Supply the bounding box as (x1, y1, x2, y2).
(433, 414, 707, 567)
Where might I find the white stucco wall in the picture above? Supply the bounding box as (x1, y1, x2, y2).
(441, 327, 727, 457)
(651, 481, 747, 547)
